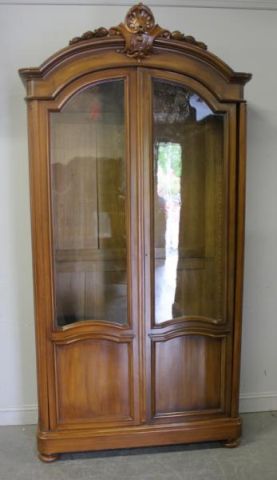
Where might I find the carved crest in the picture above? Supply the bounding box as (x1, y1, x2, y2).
(125, 3, 155, 33)
(69, 3, 207, 59)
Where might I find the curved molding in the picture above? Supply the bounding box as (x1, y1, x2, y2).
(149, 325, 230, 341)
(153, 315, 223, 328)
(42, 67, 236, 121)
(19, 46, 250, 103)
(43, 69, 131, 107)
(51, 322, 134, 344)
(19, 36, 250, 87)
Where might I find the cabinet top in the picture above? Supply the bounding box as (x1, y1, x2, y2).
(19, 2, 251, 101)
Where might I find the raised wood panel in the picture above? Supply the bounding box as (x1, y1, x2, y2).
(55, 339, 133, 424)
(153, 335, 224, 417)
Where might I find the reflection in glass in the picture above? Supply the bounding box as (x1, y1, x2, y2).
(153, 79, 224, 324)
(50, 81, 127, 326)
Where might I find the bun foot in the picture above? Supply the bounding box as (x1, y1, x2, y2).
(223, 438, 240, 448)
(38, 453, 59, 462)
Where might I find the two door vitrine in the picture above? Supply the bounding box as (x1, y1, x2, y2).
(19, 3, 251, 461)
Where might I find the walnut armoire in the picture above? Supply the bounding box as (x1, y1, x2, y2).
(19, 3, 251, 461)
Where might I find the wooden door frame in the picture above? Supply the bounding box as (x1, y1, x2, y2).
(28, 68, 143, 431)
(138, 68, 239, 423)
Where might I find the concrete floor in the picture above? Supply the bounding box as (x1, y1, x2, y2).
(0, 412, 277, 480)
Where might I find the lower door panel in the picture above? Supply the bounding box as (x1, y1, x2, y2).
(150, 333, 230, 422)
(53, 336, 137, 427)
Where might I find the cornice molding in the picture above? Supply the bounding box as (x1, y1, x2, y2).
(1, 0, 277, 11)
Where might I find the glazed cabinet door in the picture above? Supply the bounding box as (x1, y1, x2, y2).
(46, 70, 141, 428)
(140, 69, 237, 423)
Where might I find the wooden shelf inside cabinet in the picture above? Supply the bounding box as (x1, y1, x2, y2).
(19, 2, 251, 461)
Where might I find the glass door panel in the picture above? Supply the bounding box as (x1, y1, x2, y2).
(50, 80, 127, 326)
(152, 79, 225, 324)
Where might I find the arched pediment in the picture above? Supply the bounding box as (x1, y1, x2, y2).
(19, 3, 251, 101)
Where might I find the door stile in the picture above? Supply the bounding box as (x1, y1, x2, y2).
(224, 103, 238, 417)
(127, 69, 143, 425)
(137, 69, 155, 422)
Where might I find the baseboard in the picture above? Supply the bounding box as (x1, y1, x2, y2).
(0, 405, 38, 426)
(0, 394, 276, 425)
(239, 392, 277, 413)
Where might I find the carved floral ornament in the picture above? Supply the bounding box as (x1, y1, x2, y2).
(69, 3, 207, 59)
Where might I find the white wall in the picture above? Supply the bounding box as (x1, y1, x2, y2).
(0, 1, 277, 425)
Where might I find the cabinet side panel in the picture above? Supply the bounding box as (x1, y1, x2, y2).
(27, 100, 54, 431)
(231, 102, 247, 417)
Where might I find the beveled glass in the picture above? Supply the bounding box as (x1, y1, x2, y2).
(153, 79, 225, 324)
(50, 80, 127, 326)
